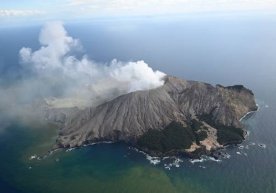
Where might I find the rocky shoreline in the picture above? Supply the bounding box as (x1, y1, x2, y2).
(46, 76, 257, 157)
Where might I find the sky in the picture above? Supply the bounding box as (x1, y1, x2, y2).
(1, 0, 276, 25)
(1, 1, 276, 121)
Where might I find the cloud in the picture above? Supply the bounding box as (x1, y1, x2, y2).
(1, 0, 275, 24)
(0, 9, 45, 17)
(18, 21, 165, 108)
(20, 21, 80, 71)
(67, 0, 276, 16)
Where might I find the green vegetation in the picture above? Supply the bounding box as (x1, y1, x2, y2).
(190, 119, 203, 131)
(137, 121, 208, 154)
(196, 130, 208, 142)
(226, 85, 254, 95)
(190, 119, 207, 143)
(137, 112, 244, 154)
(199, 114, 244, 145)
(217, 84, 253, 95)
(226, 85, 245, 91)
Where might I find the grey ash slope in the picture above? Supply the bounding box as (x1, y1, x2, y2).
(56, 76, 257, 155)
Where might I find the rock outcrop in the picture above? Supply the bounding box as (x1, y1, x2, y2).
(54, 76, 257, 156)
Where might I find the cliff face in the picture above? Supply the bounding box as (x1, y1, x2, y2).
(55, 76, 257, 155)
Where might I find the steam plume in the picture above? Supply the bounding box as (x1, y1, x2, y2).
(18, 21, 165, 108)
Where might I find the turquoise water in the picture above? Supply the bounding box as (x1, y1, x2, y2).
(0, 101, 275, 193)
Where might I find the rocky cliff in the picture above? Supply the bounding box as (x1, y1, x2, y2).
(54, 76, 257, 156)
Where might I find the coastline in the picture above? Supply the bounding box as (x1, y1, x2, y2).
(43, 105, 260, 163)
(239, 104, 259, 122)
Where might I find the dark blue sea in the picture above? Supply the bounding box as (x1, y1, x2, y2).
(0, 16, 276, 193)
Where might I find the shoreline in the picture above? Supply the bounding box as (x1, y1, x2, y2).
(239, 104, 259, 122)
(40, 107, 260, 163)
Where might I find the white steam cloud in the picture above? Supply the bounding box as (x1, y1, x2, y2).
(18, 21, 165, 108)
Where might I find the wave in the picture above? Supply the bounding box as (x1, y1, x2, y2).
(190, 155, 222, 164)
(239, 102, 260, 121)
(258, 143, 266, 149)
(146, 155, 161, 165)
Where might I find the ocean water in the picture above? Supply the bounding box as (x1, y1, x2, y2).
(0, 16, 276, 193)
